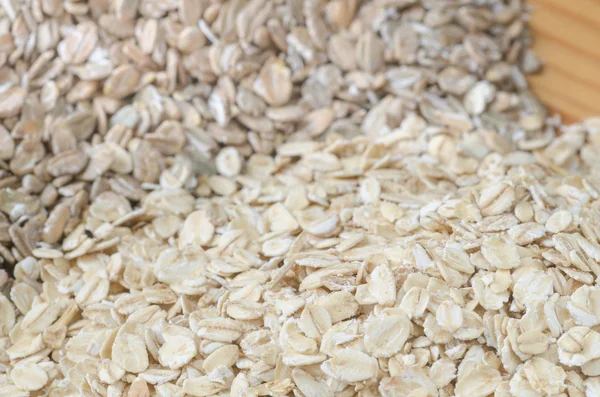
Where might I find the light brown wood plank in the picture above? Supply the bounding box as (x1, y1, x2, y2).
(529, 67, 600, 109)
(527, 0, 600, 122)
(532, 36, 600, 90)
(528, 0, 600, 29)
(529, 3, 600, 60)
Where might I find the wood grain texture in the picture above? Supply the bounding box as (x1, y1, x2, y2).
(527, 0, 600, 123)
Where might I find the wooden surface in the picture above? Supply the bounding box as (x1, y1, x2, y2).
(527, 0, 600, 123)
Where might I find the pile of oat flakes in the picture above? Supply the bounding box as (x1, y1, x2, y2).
(1, 0, 600, 395)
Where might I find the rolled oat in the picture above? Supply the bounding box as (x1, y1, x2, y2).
(0, 0, 599, 396)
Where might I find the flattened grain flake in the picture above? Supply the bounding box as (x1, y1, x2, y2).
(10, 363, 49, 391)
(112, 333, 149, 373)
(0, 87, 27, 118)
(321, 349, 379, 382)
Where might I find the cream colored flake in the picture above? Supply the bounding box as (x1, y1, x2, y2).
(585, 377, 600, 396)
(546, 210, 573, 234)
(292, 368, 333, 397)
(253, 60, 292, 106)
(183, 378, 224, 397)
(215, 147, 242, 177)
(464, 81, 496, 115)
(282, 352, 328, 366)
(0, 295, 15, 336)
(455, 365, 502, 397)
(267, 203, 299, 232)
(513, 202, 533, 224)
(152, 215, 182, 239)
(355, 31, 384, 73)
(364, 313, 412, 358)
(557, 326, 600, 366)
(139, 369, 180, 385)
(297, 212, 339, 237)
(0, 385, 30, 397)
(509, 365, 539, 396)
(0, 87, 27, 118)
(90, 191, 132, 222)
(481, 235, 520, 269)
(379, 367, 437, 397)
(112, 333, 149, 373)
(399, 286, 430, 319)
(262, 237, 293, 257)
(513, 270, 554, 308)
(517, 330, 549, 355)
(179, 210, 215, 248)
(478, 183, 515, 217)
(522, 358, 566, 395)
(75, 275, 110, 306)
(207, 175, 238, 196)
(226, 300, 264, 320)
(99, 359, 126, 384)
(249, 379, 294, 396)
(276, 141, 320, 157)
(203, 345, 239, 373)
(10, 363, 48, 391)
(20, 301, 61, 334)
(316, 291, 358, 323)
(321, 349, 378, 382)
(281, 319, 317, 354)
(57, 21, 98, 64)
(103, 65, 140, 99)
(471, 273, 509, 311)
(158, 335, 197, 369)
(359, 177, 381, 204)
(336, 233, 363, 252)
(454, 309, 485, 341)
(429, 358, 457, 388)
(368, 264, 397, 306)
(105, 142, 133, 174)
(436, 301, 463, 333)
(7, 334, 45, 360)
(568, 285, 600, 327)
